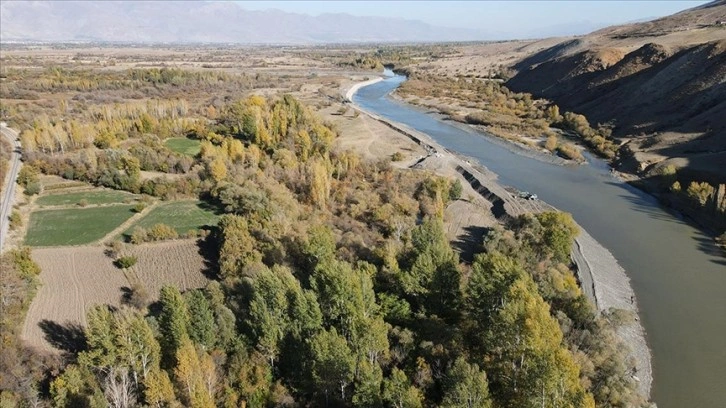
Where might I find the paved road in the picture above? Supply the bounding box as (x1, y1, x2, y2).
(0, 124, 21, 254)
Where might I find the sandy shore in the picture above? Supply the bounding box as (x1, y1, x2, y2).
(345, 77, 653, 398)
(343, 76, 384, 101)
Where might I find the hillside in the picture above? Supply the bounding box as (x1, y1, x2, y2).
(507, 0, 726, 183)
(0, 1, 487, 44)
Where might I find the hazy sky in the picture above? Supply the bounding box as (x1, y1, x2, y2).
(236, 1, 710, 38)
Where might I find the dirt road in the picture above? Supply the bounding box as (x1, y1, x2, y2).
(0, 124, 21, 254)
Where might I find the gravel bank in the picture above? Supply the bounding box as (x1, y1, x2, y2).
(572, 230, 653, 396)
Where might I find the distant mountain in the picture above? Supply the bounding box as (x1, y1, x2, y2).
(0, 1, 488, 44)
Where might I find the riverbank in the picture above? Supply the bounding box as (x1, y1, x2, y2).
(346, 76, 653, 398)
(391, 85, 726, 246)
(572, 230, 653, 396)
(344, 76, 384, 101)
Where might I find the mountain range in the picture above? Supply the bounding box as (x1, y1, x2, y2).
(0, 1, 488, 44)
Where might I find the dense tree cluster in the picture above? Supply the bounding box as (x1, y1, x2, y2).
(1, 87, 649, 406)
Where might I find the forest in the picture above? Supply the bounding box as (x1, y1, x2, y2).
(0, 63, 649, 406)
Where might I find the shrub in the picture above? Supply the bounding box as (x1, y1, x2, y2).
(105, 240, 124, 259)
(126, 282, 150, 309)
(544, 134, 558, 152)
(686, 181, 714, 206)
(449, 179, 463, 201)
(115, 255, 137, 269)
(148, 223, 178, 241)
(556, 143, 584, 162)
(130, 227, 149, 244)
(12, 247, 41, 277)
(391, 152, 404, 162)
(9, 210, 22, 230)
(133, 202, 146, 213)
(17, 165, 39, 187)
(77, 199, 89, 207)
(24, 181, 42, 196)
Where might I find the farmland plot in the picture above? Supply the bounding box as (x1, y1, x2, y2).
(23, 240, 211, 352)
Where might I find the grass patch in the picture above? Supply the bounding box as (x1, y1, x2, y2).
(36, 190, 137, 207)
(165, 137, 201, 156)
(123, 200, 221, 238)
(25, 205, 136, 246)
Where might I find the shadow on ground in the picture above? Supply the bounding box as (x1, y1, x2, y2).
(453, 225, 490, 264)
(39, 320, 87, 354)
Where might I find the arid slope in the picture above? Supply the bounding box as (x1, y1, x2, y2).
(507, 1, 726, 182)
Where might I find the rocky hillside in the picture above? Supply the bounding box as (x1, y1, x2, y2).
(507, 0, 726, 183)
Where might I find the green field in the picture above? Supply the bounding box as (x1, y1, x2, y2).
(124, 200, 221, 237)
(36, 190, 137, 206)
(25, 205, 136, 246)
(165, 137, 201, 156)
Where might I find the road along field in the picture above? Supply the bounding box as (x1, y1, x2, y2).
(22, 240, 210, 353)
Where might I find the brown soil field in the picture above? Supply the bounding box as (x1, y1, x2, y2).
(22, 239, 210, 353)
(131, 240, 211, 296)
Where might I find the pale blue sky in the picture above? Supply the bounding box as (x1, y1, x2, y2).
(235, 1, 710, 38)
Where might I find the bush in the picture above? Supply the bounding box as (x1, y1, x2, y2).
(130, 227, 148, 244)
(449, 179, 463, 201)
(686, 181, 714, 206)
(8, 210, 22, 230)
(391, 152, 404, 162)
(105, 240, 124, 259)
(24, 181, 42, 196)
(148, 223, 178, 241)
(77, 199, 89, 207)
(556, 143, 584, 162)
(544, 134, 558, 152)
(129, 223, 178, 244)
(17, 165, 39, 187)
(115, 255, 137, 269)
(12, 247, 41, 277)
(133, 202, 146, 213)
(126, 282, 150, 309)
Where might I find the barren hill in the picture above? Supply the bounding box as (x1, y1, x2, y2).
(507, 0, 726, 182)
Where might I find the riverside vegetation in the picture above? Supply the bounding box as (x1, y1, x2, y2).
(1, 56, 649, 407)
(392, 69, 726, 240)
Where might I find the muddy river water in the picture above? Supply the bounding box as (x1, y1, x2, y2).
(354, 73, 726, 408)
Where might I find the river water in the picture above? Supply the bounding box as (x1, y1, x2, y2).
(354, 73, 726, 408)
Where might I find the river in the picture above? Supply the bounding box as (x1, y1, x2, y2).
(353, 73, 726, 408)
